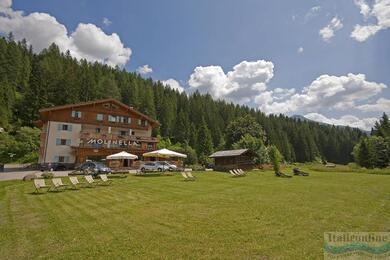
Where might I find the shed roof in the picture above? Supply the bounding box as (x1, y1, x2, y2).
(209, 149, 250, 158)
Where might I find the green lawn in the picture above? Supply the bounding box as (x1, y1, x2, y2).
(1, 170, 389, 259)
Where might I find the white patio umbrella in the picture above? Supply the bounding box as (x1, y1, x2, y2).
(143, 148, 187, 158)
(106, 151, 138, 160)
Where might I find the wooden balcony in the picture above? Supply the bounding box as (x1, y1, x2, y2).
(79, 132, 159, 143)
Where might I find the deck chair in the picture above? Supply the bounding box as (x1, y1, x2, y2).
(238, 169, 246, 175)
(33, 179, 50, 193)
(84, 175, 97, 187)
(186, 171, 196, 180)
(50, 178, 69, 191)
(229, 170, 239, 177)
(69, 176, 83, 189)
(181, 172, 195, 181)
(233, 169, 243, 176)
(99, 174, 113, 185)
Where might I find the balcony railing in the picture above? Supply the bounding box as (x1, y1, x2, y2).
(79, 132, 159, 143)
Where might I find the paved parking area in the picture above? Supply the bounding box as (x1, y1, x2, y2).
(0, 170, 72, 181)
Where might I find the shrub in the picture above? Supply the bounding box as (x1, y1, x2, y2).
(41, 172, 54, 179)
(268, 145, 283, 174)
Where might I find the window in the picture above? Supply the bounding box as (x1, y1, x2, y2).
(96, 128, 101, 133)
(71, 110, 82, 118)
(56, 138, 71, 146)
(96, 114, 104, 121)
(117, 116, 126, 123)
(55, 156, 69, 163)
(131, 131, 135, 135)
(140, 120, 148, 127)
(147, 143, 153, 150)
(108, 115, 116, 122)
(120, 130, 127, 136)
(58, 124, 72, 131)
(127, 117, 132, 124)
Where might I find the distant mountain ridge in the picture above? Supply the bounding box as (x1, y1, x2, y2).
(291, 115, 370, 134)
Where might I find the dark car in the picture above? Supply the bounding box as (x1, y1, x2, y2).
(79, 161, 112, 176)
(40, 163, 74, 171)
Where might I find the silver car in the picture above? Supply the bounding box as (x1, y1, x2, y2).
(140, 161, 176, 172)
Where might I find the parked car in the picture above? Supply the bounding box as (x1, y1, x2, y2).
(40, 163, 74, 171)
(140, 161, 173, 172)
(79, 161, 112, 176)
(159, 161, 177, 171)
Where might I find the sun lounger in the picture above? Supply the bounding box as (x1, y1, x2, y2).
(50, 178, 69, 191)
(238, 169, 246, 175)
(99, 174, 113, 185)
(84, 175, 97, 187)
(69, 176, 83, 189)
(233, 169, 245, 176)
(229, 170, 239, 177)
(33, 179, 50, 193)
(186, 172, 196, 180)
(181, 172, 195, 181)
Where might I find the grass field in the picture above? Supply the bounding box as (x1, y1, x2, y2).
(1, 169, 389, 259)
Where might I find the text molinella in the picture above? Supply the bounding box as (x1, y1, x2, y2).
(85, 138, 141, 147)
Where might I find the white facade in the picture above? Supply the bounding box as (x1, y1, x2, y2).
(40, 121, 82, 164)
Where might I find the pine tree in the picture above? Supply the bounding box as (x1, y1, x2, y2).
(196, 118, 213, 162)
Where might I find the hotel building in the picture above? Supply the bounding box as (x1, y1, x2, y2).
(36, 99, 160, 165)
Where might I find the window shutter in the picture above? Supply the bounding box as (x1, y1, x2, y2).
(56, 138, 60, 145)
(66, 139, 71, 146)
(54, 156, 59, 162)
(68, 125, 73, 131)
(57, 124, 62, 130)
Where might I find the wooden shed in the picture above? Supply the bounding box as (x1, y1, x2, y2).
(209, 149, 256, 171)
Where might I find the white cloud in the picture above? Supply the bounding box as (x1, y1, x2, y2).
(351, 0, 390, 41)
(319, 16, 343, 42)
(297, 47, 304, 53)
(102, 17, 112, 26)
(162, 79, 184, 93)
(304, 113, 378, 131)
(187, 59, 387, 131)
(357, 98, 390, 112)
(136, 65, 153, 75)
(0, 0, 12, 8)
(305, 6, 322, 21)
(188, 60, 274, 103)
(351, 24, 382, 41)
(0, 2, 131, 66)
(355, 0, 372, 19)
(256, 73, 387, 115)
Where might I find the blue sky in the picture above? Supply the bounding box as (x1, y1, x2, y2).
(2, 0, 390, 130)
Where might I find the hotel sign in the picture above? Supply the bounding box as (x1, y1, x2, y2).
(86, 138, 141, 147)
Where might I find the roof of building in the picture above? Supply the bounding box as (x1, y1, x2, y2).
(38, 98, 160, 127)
(209, 149, 250, 158)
